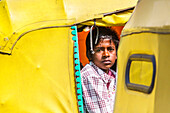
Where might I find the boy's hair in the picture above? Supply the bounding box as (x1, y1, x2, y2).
(86, 26, 119, 60)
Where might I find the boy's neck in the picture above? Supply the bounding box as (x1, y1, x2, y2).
(102, 69, 109, 74)
(90, 61, 110, 74)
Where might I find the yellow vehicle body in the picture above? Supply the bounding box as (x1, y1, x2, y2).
(115, 0, 170, 113)
(0, 0, 137, 112)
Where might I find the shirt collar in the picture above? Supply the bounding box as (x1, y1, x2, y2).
(89, 62, 114, 83)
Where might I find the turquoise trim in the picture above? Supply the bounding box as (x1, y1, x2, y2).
(71, 26, 84, 113)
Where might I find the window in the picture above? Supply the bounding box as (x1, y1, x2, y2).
(125, 54, 156, 94)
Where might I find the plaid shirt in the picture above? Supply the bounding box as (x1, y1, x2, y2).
(81, 62, 116, 113)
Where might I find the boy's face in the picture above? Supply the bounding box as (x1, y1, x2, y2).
(91, 38, 117, 73)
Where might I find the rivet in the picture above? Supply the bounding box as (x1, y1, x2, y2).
(4, 37, 9, 41)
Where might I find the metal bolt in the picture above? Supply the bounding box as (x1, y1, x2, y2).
(4, 37, 9, 41)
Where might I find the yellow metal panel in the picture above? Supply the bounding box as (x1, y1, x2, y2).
(115, 33, 158, 113)
(115, 0, 170, 112)
(0, 0, 12, 36)
(0, 0, 138, 112)
(80, 10, 134, 26)
(5, 0, 67, 32)
(64, 0, 137, 24)
(0, 0, 137, 38)
(0, 27, 78, 113)
(122, 0, 170, 36)
(155, 34, 170, 113)
(0, 0, 137, 53)
(115, 32, 170, 113)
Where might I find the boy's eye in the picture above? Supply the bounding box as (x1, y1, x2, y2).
(95, 47, 104, 52)
(95, 49, 101, 52)
(108, 47, 114, 51)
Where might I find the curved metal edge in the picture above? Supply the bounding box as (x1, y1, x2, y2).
(121, 30, 170, 37)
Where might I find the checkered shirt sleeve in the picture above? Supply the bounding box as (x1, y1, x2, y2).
(81, 64, 116, 113)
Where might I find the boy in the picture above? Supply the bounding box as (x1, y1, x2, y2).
(81, 26, 119, 113)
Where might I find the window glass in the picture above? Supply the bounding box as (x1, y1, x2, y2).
(130, 61, 153, 86)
